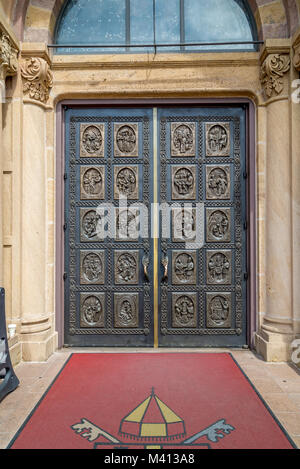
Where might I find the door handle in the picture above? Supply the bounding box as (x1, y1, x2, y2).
(142, 256, 150, 282)
(161, 256, 168, 282)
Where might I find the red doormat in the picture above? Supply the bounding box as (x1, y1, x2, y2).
(8, 353, 296, 449)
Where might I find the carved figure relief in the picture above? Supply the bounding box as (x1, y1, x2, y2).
(207, 293, 231, 328)
(171, 123, 196, 157)
(116, 209, 139, 241)
(80, 209, 103, 241)
(114, 293, 139, 328)
(207, 209, 231, 243)
(207, 251, 231, 285)
(115, 251, 139, 284)
(172, 251, 197, 285)
(114, 166, 138, 199)
(80, 294, 105, 328)
(0, 32, 18, 81)
(172, 166, 196, 200)
(80, 166, 105, 200)
(206, 123, 230, 157)
(80, 251, 104, 285)
(114, 124, 139, 157)
(172, 294, 197, 328)
(80, 124, 104, 157)
(206, 166, 230, 200)
(173, 208, 196, 242)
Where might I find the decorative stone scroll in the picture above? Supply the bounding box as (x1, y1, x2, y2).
(260, 53, 290, 99)
(21, 57, 53, 104)
(0, 31, 18, 81)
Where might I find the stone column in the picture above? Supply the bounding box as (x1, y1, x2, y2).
(255, 42, 294, 361)
(0, 31, 18, 287)
(19, 46, 56, 361)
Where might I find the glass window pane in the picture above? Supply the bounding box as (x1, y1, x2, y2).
(156, 0, 180, 51)
(184, 0, 255, 51)
(56, 0, 126, 53)
(130, 0, 154, 52)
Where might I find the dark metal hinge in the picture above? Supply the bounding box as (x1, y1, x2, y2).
(64, 173, 68, 180)
(243, 171, 248, 179)
(244, 221, 248, 230)
(63, 273, 67, 281)
(63, 223, 67, 231)
(244, 272, 249, 281)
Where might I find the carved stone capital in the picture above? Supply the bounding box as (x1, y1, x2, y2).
(293, 35, 300, 70)
(0, 31, 18, 81)
(21, 57, 53, 104)
(260, 53, 290, 99)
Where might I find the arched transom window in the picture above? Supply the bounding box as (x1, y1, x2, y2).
(54, 0, 258, 53)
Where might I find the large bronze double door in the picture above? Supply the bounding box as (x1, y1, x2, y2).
(64, 106, 248, 347)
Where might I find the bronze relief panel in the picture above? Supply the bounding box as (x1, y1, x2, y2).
(206, 123, 230, 157)
(172, 208, 197, 243)
(80, 293, 105, 328)
(80, 208, 104, 242)
(80, 166, 105, 200)
(116, 208, 140, 241)
(171, 166, 196, 200)
(114, 250, 139, 285)
(80, 250, 105, 285)
(206, 293, 232, 329)
(114, 166, 139, 200)
(206, 208, 231, 243)
(80, 124, 105, 158)
(207, 250, 232, 285)
(172, 251, 197, 285)
(114, 293, 139, 328)
(171, 123, 196, 157)
(206, 165, 231, 200)
(114, 123, 139, 157)
(172, 293, 197, 328)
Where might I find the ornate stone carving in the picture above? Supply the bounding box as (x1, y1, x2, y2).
(172, 166, 196, 200)
(115, 251, 139, 285)
(260, 53, 290, 98)
(172, 251, 197, 285)
(114, 293, 139, 328)
(293, 39, 300, 70)
(206, 123, 230, 157)
(172, 293, 197, 328)
(207, 251, 232, 285)
(80, 293, 105, 328)
(80, 124, 104, 157)
(206, 165, 231, 200)
(80, 251, 105, 285)
(21, 57, 53, 104)
(0, 32, 18, 80)
(80, 166, 105, 200)
(114, 166, 139, 199)
(114, 124, 139, 157)
(207, 293, 231, 329)
(171, 123, 196, 157)
(207, 208, 231, 243)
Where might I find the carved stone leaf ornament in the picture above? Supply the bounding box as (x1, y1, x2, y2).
(260, 54, 290, 98)
(21, 57, 53, 104)
(0, 32, 18, 80)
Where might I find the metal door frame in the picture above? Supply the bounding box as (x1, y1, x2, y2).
(55, 98, 256, 349)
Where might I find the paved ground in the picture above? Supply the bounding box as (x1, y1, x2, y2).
(0, 349, 299, 449)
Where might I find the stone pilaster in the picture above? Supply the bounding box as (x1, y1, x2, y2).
(0, 30, 18, 287)
(255, 41, 294, 362)
(19, 43, 56, 361)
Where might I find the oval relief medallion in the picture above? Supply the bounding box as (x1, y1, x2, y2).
(116, 253, 137, 283)
(82, 125, 103, 154)
(116, 167, 137, 197)
(173, 168, 194, 197)
(174, 295, 195, 326)
(82, 296, 103, 326)
(82, 253, 103, 283)
(174, 253, 195, 282)
(116, 125, 137, 154)
(208, 210, 230, 241)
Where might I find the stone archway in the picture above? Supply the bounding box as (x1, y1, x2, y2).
(2, 0, 297, 43)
